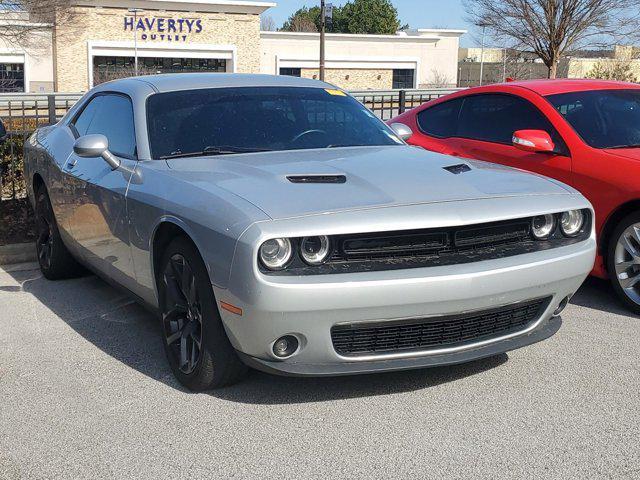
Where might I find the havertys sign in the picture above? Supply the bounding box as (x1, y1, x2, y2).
(124, 16, 203, 42)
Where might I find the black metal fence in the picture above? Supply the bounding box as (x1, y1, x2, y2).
(0, 93, 82, 200)
(0, 88, 459, 200)
(351, 88, 461, 121)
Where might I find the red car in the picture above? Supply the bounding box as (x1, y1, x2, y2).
(390, 79, 640, 312)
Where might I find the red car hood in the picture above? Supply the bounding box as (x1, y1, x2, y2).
(604, 147, 640, 161)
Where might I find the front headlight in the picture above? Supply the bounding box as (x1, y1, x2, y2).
(300, 236, 331, 265)
(560, 210, 585, 237)
(531, 214, 556, 240)
(259, 238, 292, 270)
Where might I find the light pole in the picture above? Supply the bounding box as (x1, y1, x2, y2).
(128, 8, 144, 76)
(319, 0, 326, 81)
(479, 24, 486, 86)
(502, 47, 507, 82)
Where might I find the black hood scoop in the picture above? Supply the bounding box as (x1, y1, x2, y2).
(287, 174, 347, 184)
(443, 164, 472, 175)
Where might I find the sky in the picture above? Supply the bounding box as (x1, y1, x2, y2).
(263, 0, 478, 46)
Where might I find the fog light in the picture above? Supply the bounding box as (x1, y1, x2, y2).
(272, 335, 299, 358)
(553, 296, 570, 316)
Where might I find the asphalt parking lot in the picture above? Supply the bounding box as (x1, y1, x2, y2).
(1, 262, 639, 479)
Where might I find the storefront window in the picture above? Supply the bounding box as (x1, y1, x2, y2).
(279, 68, 301, 77)
(392, 69, 415, 89)
(0, 63, 25, 92)
(92, 56, 227, 85)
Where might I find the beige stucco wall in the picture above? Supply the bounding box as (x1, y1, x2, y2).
(459, 47, 505, 63)
(0, 28, 54, 92)
(300, 68, 392, 90)
(54, 5, 261, 92)
(261, 30, 463, 89)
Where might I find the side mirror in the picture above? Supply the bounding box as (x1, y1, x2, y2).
(0, 118, 7, 144)
(390, 122, 413, 141)
(73, 134, 120, 170)
(512, 129, 555, 154)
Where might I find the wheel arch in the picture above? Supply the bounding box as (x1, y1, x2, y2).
(150, 217, 210, 295)
(32, 172, 45, 194)
(599, 199, 640, 264)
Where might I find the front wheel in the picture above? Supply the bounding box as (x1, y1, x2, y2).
(159, 237, 247, 390)
(607, 211, 640, 314)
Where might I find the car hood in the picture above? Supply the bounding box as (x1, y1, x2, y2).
(166, 145, 574, 220)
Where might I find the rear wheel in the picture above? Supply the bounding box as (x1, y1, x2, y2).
(159, 237, 247, 390)
(34, 186, 84, 280)
(607, 211, 640, 314)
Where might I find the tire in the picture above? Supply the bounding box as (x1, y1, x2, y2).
(606, 210, 640, 314)
(158, 236, 248, 390)
(34, 185, 85, 280)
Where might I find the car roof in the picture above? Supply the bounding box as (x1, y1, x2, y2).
(485, 78, 640, 96)
(102, 73, 335, 93)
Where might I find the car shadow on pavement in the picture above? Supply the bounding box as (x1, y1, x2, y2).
(570, 276, 638, 318)
(212, 354, 508, 404)
(7, 266, 508, 404)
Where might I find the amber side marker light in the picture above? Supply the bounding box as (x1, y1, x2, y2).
(220, 301, 243, 316)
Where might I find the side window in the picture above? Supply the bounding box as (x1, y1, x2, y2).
(416, 98, 463, 138)
(458, 94, 568, 153)
(72, 96, 103, 137)
(85, 94, 136, 158)
(72, 94, 136, 158)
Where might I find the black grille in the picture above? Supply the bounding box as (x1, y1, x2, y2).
(331, 297, 550, 356)
(262, 211, 591, 275)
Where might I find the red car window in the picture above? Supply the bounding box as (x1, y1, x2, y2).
(416, 97, 463, 138)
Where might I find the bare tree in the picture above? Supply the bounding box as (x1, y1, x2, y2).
(0, 77, 24, 92)
(283, 15, 317, 33)
(260, 14, 277, 31)
(93, 65, 157, 86)
(0, 1, 77, 44)
(428, 69, 453, 88)
(464, 0, 639, 79)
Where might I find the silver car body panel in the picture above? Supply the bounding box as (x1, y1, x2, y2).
(23, 73, 596, 376)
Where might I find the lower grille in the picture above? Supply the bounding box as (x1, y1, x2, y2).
(331, 297, 550, 356)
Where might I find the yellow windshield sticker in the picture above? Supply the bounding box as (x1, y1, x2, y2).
(325, 88, 347, 96)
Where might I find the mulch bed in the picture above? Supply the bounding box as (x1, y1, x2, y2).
(0, 198, 37, 245)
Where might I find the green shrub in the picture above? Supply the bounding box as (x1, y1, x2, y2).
(0, 135, 27, 200)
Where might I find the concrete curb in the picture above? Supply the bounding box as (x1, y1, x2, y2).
(0, 242, 37, 266)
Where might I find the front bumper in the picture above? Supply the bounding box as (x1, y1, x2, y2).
(215, 196, 596, 377)
(237, 315, 562, 376)
(216, 235, 594, 376)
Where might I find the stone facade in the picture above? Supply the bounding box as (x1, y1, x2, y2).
(54, 6, 261, 92)
(301, 68, 393, 90)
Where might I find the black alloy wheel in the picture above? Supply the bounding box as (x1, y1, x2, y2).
(158, 237, 248, 390)
(162, 253, 203, 375)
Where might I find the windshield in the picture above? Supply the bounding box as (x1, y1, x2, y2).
(146, 86, 401, 159)
(547, 89, 640, 149)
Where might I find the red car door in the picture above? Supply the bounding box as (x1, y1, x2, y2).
(406, 92, 573, 186)
(453, 93, 572, 185)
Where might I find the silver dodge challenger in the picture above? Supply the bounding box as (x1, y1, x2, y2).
(24, 73, 596, 390)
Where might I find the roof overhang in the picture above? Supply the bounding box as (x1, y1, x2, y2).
(260, 31, 441, 43)
(71, 0, 276, 15)
(417, 28, 467, 36)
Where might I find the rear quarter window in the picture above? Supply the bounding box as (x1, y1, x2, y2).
(416, 98, 463, 138)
